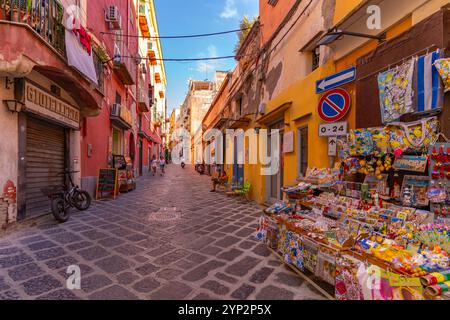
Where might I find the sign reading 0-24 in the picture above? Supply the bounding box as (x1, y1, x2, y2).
(318, 88, 351, 123)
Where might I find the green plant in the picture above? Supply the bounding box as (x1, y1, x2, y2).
(234, 15, 258, 54)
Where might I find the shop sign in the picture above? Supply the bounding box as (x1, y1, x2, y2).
(316, 67, 356, 94)
(283, 131, 294, 153)
(319, 121, 348, 137)
(23, 81, 80, 129)
(318, 88, 351, 123)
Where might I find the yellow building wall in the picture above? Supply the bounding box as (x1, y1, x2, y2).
(239, 1, 434, 204)
(412, 0, 450, 25)
(333, 0, 364, 25)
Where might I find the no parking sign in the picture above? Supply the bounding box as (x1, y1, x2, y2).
(318, 88, 351, 123)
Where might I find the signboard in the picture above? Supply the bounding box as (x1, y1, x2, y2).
(23, 81, 80, 129)
(96, 168, 118, 200)
(393, 155, 428, 173)
(319, 121, 348, 137)
(318, 88, 351, 123)
(316, 67, 356, 94)
(328, 137, 337, 156)
(283, 131, 294, 153)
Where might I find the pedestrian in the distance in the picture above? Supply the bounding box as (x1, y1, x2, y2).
(159, 157, 166, 176)
(151, 155, 158, 176)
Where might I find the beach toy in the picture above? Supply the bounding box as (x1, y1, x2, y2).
(425, 281, 450, 297)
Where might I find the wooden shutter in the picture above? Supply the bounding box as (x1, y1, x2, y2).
(26, 118, 66, 218)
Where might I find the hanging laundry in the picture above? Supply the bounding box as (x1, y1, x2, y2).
(378, 59, 415, 124)
(416, 50, 443, 113)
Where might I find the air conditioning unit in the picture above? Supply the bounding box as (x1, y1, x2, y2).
(113, 43, 121, 63)
(105, 6, 122, 30)
(111, 103, 121, 117)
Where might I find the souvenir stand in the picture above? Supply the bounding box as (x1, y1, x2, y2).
(256, 123, 450, 300)
(112, 155, 136, 194)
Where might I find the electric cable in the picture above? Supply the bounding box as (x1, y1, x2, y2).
(100, 26, 254, 39)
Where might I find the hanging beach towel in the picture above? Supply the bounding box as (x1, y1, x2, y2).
(378, 59, 415, 124)
(434, 58, 450, 92)
(416, 50, 443, 113)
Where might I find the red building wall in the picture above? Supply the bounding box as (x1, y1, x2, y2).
(81, 0, 139, 181)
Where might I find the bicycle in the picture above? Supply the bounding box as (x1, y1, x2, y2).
(41, 170, 92, 223)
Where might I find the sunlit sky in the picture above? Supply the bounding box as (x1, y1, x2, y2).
(154, 0, 259, 114)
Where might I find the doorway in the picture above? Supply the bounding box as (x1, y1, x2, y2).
(266, 120, 284, 203)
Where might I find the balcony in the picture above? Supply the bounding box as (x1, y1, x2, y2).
(0, 0, 65, 55)
(110, 104, 132, 130)
(0, 0, 102, 116)
(138, 86, 150, 113)
(147, 41, 157, 66)
(113, 41, 136, 85)
(138, 2, 150, 38)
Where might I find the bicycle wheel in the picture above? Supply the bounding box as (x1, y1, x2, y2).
(73, 190, 92, 211)
(51, 197, 71, 223)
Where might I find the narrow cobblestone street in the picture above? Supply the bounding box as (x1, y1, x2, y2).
(0, 165, 326, 300)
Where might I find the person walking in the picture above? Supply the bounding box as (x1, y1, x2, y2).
(151, 155, 158, 176)
(159, 157, 166, 176)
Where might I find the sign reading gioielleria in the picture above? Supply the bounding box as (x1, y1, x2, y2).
(23, 81, 80, 129)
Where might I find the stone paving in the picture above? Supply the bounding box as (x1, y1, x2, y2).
(0, 165, 327, 300)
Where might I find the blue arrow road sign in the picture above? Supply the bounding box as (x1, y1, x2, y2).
(316, 67, 356, 94)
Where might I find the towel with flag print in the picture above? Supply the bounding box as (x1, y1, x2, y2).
(416, 50, 443, 113)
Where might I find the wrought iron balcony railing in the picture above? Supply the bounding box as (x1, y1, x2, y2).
(0, 0, 66, 56)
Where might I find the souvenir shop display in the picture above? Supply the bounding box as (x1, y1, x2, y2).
(256, 161, 450, 299)
(112, 155, 136, 193)
(428, 143, 450, 221)
(378, 59, 415, 124)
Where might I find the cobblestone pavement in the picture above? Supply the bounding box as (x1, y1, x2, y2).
(0, 165, 327, 300)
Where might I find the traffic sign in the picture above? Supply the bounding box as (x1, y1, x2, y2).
(318, 88, 351, 123)
(328, 137, 337, 156)
(316, 67, 356, 94)
(319, 121, 348, 137)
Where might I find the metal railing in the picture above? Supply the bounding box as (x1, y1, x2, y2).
(0, 0, 66, 56)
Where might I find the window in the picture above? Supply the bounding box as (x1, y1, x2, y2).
(112, 127, 123, 155)
(115, 92, 122, 104)
(298, 127, 308, 177)
(268, 0, 278, 6)
(237, 96, 243, 116)
(93, 51, 104, 93)
(312, 48, 320, 71)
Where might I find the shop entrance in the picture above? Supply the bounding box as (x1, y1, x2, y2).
(25, 116, 66, 219)
(138, 139, 143, 176)
(266, 120, 284, 203)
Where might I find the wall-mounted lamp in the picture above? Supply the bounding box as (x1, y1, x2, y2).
(317, 29, 386, 46)
(4, 100, 23, 113)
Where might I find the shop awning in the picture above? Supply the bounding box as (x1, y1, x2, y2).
(256, 102, 292, 125)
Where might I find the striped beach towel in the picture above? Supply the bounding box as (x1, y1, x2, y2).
(416, 50, 443, 113)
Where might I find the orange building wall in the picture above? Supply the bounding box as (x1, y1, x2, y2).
(259, 0, 297, 45)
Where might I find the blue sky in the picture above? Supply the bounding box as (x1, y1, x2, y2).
(154, 0, 259, 113)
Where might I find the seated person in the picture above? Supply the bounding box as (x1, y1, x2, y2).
(210, 169, 228, 192)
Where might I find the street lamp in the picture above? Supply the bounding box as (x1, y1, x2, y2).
(4, 100, 23, 113)
(317, 29, 386, 46)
